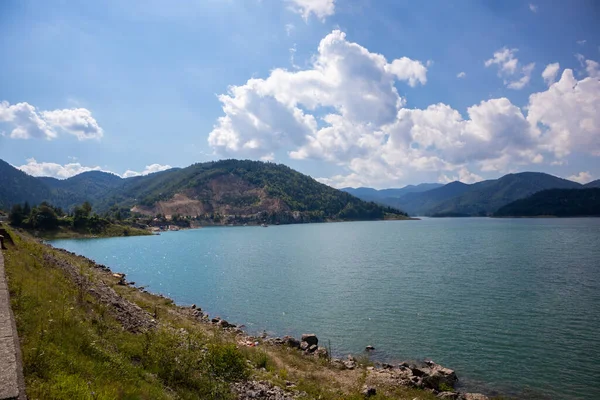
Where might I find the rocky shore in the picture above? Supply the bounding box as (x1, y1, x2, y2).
(46, 243, 493, 400)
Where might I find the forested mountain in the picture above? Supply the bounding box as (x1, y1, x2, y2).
(342, 183, 443, 203)
(0, 159, 53, 209)
(39, 171, 124, 210)
(423, 172, 581, 216)
(494, 188, 600, 217)
(0, 159, 405, 223)
(346, 172, 585, 216)
(584, 179, 600, 188)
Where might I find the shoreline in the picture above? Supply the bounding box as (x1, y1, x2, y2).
(41, 236, 500, 400)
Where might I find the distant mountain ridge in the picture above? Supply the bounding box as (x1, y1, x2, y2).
(342, 183, 443, 203)
(344, 172, 587, 216)
(0, 159, 405, 223)
(494, 188, 600, 217)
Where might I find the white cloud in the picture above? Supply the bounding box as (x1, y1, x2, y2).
(0, 101, 56, 140)
(0, 101, 103, 140)
(457, 71, 466, 78)
(439, 167, 484, 184)
(577, 40, 587, 46)
(568, 171, 593, 184)
(16, 158, 172, 179)
(208, 32, 600, 188)
(287, 0, 335, 21)
(17, 158, 104, 179)
(529, 3, 538, 12)
(585, 59, 600, 78)
(541, 62, 560, 85)
(41, 108, 104, 140)
(527, 68, 600, 158)
(122, 164, 172, 178)
(208, 30, 428, 158)
(485, 48, 534, 90)
(507, 62, 535, 90)
(485, 47, 519, 74)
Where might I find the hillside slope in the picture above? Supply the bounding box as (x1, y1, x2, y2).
(427, 172, 581, 216)
(98, 160, 405, 222)
(494, 188, 600, 217)
(388, 172, 582, 216)
(39, 171, 124, 210)
(342, 183, 443, 203)
(0, 159, 406, 223)
(0, 159, 53, 209)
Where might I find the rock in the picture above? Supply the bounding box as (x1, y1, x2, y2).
(211, 317, 221, 324)
(361, 386, 377, 397)
(437, 392, 460, 399)
(301, 333, 318, 347)
(191, 304, 196, 309)
(307, 344, 318, 353)
(365, 345, 375, 351)
(459, 394, 489, 400)
(218, 319, 235, 328)
(232, 380, 302, 400)
(282, 336, 301, 349)
(300, 341, 310, 351)
(408, 362, 458, 391)
(315, 346, 329, 359)
(342, 356, 357, 370)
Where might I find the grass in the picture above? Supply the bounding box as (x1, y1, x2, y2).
(2, 227, 441, 400)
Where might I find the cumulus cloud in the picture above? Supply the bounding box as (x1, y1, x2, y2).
(122, 164, 172, 178)
(457, 71, 466, 78)
(207, 31, 600, 188)
(541, 62, 560, 85)
(568, 171, 593, 184)
(527, 68, 600, 158)
(17, 158, 104, 179)
(17, 158, 172, 179)
(0, 101, 103, 140)
(485, 48, 535, 90)
(41, 108, 104, 140)
(0, 101, 56, 140)
(287, 0, 335, 21)
(529, 3, 538, 12)
(209, 30, 428, 158)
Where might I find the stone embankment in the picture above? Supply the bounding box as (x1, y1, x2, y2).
(48, 244, 492, 400)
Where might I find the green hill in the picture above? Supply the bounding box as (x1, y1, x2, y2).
(0, 159, 406, 223)
(381, 172, 582, 216)
(0, 159, 53, 209)
(494, 188, 600, 217)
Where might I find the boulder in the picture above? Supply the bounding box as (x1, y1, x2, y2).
(361, 386, 377, 397)
(365, 345, 375, 351)
(282, 336, 301, 349)
(308, 344, 318, 353)
(301, 333, 318, 346)
(315, 346, 329, 359)
(300, 341, 310, 351)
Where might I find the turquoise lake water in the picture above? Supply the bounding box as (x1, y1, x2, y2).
(50, 218, 600, 399)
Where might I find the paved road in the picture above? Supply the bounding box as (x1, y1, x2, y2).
(0, 247, 25, 399)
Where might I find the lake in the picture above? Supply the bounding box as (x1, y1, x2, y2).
(49, 218, 600, 399)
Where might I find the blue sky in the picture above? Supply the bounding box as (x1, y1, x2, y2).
(1, 0, 599, 188)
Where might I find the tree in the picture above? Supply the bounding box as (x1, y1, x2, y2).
(9, 204, 25, 226)
(29, 204, 59, 230)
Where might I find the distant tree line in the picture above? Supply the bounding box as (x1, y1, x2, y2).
(9, 201, 112, 233)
